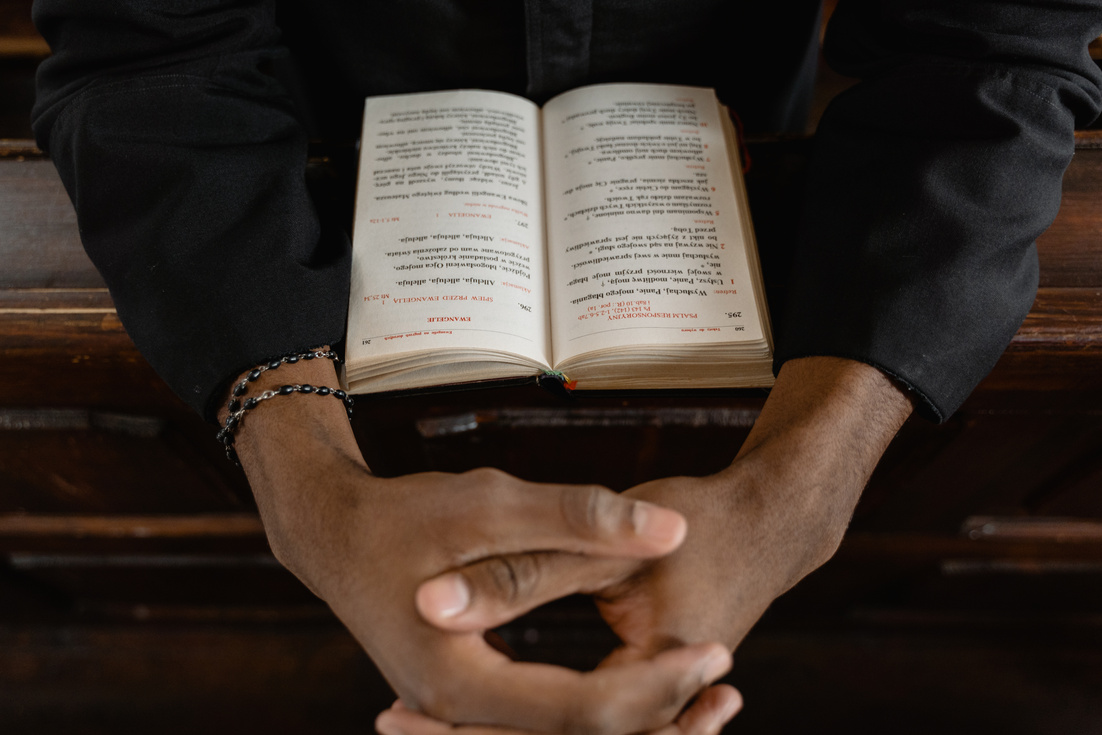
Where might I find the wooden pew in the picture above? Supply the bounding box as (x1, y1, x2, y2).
(3, 128, 1101, 559)
(2, 0, 1102, 727)
(3, 133, 1102, 732)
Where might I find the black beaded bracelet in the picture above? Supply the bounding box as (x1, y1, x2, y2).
(217, 384, 354, 466)
(225, 348, 339, 414)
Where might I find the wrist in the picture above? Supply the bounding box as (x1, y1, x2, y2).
(736, 356, 911, 496)
(218, 350, 374, 593)
(218, 348, 363, 467)
(739, 356, 913, 463)
(718, 356, 914, 587)
(716, 438, 854, 592)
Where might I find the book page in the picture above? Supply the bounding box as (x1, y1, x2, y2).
(345, 90, 550, 376)
(542, 84, 763, 367)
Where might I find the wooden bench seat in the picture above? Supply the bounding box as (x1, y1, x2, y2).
(2, 132, 1100, 527)
(4, 135, 1101, 407)
(2, 136, 1102, 733)
(2, 2, 1102, 727)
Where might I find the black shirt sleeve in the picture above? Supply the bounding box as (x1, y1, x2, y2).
(34, 0, 1102, 425)
(32, 0, 351, 421)
(775, 0, 1102, 420)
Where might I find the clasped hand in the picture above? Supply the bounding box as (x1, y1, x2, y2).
(236, 355, 911, 735)
(371, 469, 747, 735)
(227, 356, 743, 735)
(303, 465, 741, 735)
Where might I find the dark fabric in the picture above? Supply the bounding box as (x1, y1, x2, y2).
(31, 0, 1102, 421)
(524, 0, 594, 102)
(32, 0, 352, 417)
(777, 0, 1102, 419)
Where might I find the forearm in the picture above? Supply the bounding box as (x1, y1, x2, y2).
(724, 355, 914, 592)
(218, 352, 367, 596)
(739, 355, 913, 484)
(219, 353, 733, 732)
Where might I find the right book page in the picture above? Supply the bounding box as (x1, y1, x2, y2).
(542, 83, 771, 383)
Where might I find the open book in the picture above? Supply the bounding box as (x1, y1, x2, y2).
(344, 83, 773, 394)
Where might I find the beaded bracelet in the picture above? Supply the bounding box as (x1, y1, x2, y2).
(217, 384, 354, 465)
(225, 347, 339, 414)
(217, 348, 350, 466)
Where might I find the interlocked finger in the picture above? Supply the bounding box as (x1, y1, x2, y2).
(443, 471, 686, 560)
(412, 639, 732, 735)
(377, 681, 742, 735)
(417, 551, 645, 631)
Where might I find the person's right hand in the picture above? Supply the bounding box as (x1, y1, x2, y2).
(225, 355, 735, 734)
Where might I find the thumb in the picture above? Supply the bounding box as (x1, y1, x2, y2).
(417, 550, 651, 632)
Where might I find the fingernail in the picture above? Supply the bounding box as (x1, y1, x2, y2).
(698, 648, 732, 684)
(376, 713, 405, 735)
(421, 573, 470, 618)
(632, 501, 686, 546)
(720, 692, 743, 721)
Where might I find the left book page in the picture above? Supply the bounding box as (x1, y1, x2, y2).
(344, 90, 551, 392)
